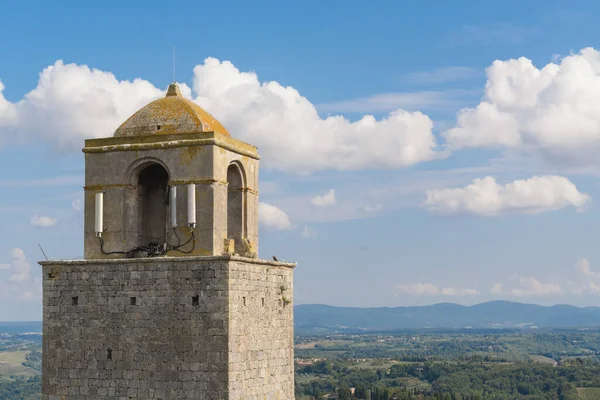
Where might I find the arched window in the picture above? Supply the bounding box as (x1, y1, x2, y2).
(227, 163, 245, 253)
(137, 163, 169, 246)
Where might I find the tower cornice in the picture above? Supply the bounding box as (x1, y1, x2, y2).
(83, 131, 259, 159)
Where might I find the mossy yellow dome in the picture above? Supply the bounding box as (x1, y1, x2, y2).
(114, 83, 229, 137)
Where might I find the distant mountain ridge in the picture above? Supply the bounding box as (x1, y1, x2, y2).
(0, 321, 42, 333)
(2, 302, 599, 335)
(294, 301, 600, 333)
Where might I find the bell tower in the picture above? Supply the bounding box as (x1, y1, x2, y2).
(41, 83, 296, 400)
(83, 82, 259, 259)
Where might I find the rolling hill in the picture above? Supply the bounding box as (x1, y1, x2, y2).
(294, 301, 600, 333)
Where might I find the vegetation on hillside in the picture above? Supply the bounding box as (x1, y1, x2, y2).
(1, 329, 600, 399)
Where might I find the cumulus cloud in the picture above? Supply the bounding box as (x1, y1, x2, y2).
(512, 277, 562, 296)
(30, 214, 58, 228)
(2, 248, 41, 300)
(0, 58, 442, 172)
(588, 282, 600, 293)
(443, 48, 600, 166)
(506, 276, 562, 297)
(310, 189, 336, 207)
(441, 287, 480, 296)
(491, 283, 503, 294)
(571, 258, 600, 294)
(0, 249, 41, 302)
(424, 175, 590, 216)
(192, 58, 441, 172)
(0, 80, 17, 138)
(1, 61, 163, 147)
(396, 282, 479, 296)
(7, 248, 31, 283)
(576, 258, 600, 278)
(258, 202, 292, 230)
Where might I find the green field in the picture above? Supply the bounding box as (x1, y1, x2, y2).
(577, 388, 600, 400)
(530, 354, 557, 364)
(0, 351, 28, 365)
(0, 351, 39, 380)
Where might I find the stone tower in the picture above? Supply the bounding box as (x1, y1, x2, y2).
(40, 83, 296, 400)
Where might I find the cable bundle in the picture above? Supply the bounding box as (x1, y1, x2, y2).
(99, 230, 195, 258)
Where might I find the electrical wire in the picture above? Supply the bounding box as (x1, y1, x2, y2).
(99, 228, 195, 258)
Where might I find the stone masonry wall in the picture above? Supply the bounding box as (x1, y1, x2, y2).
(228, 261, 294, 399)
(41, 256, 295, 400)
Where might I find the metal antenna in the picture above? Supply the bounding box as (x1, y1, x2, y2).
(172, 46, 176, 83)
(38, 244, 48, 261)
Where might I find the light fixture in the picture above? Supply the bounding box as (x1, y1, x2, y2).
(171, 186, 177, 228)
(187, 183, 196, 229)
(95, 192, 104, 237)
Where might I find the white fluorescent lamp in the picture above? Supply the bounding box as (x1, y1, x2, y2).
(187, 183, 196, 229)
(171, 186, 177, 228)
(95, 192, 104, 237)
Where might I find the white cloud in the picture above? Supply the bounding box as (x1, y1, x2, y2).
(396, 282, 479, 296)
(576, 257, 600, 278)
(301, 225, 317, 238)
(572, 281, 600, 295)
(443, 48, 600, 167)
(491, 283, 503, 294)
(0, 249, 41, 303)
(508, 276, 562, 297)
(192, 58, 443, 172)
(7, 248, 31, 283)
(0, 59, 443, 172)
(310, 189, 336, 207)
(397, 282, 440, 296)
(258, 202, 292, 230)
(571, 258, 600, 294)
(0, 80, 17, 142)
(30, 214, 58, 228)
(424, 175, 590, 216)
(441, 287, 480, 296)
(1, 61, 163, 148)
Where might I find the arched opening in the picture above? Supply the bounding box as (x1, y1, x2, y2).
(137, 163, 169, 246)
(227, 163, 245, 253)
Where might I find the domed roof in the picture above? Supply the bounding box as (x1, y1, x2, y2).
(114, 83, 229, 137)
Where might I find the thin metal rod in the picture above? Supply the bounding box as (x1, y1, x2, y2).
(38, 244, 48, 261)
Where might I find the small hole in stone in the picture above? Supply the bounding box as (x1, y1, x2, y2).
(130, 297, 137, 306)
(107, 349, 112, 360)
(192, 295, 199, 306)
(243, 297, 246, 306)
(262, 298, 265, 307)
(156, 125, 161, 130)
(71, 296, 78, 306)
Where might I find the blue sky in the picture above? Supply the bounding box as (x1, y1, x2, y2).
(3, 1, 600, 320)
